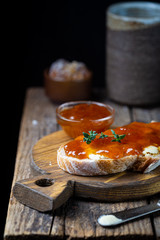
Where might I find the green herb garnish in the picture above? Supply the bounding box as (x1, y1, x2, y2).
(83, 130, 98, 144)
(99, 132, 109, 139)
(83, 129, 126, 144)
(110, 129, 126, 143)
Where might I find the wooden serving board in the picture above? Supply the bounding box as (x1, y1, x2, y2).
(13, 130, 160, 212)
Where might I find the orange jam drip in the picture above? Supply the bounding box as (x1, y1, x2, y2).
(64, 122, 160, 159)
(60, 103, 111, 121)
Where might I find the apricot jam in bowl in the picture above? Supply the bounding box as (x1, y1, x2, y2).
(56, 101, 115, 138)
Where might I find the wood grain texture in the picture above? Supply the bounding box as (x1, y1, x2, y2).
(4, 88, 160, 240)
(13, 129, 160, 212)
(4, 88, 56, 239)
(63, 199, 155, 240)
(104, 99, 131, 127)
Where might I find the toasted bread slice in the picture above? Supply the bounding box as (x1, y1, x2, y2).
(57, 122, 160, 176)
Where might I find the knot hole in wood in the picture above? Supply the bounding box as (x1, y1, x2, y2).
(35, 178, 55, 187)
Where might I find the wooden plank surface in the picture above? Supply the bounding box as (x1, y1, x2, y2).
(4, 88, 56, 239)
(4, 88, 160, 240)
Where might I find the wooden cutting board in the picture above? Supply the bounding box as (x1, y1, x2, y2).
(13, 130, 160, 212)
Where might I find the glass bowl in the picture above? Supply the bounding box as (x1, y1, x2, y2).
(56, 101, 115, 138)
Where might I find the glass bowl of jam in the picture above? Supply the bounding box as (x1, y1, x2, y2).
(56, 101, 115, 138)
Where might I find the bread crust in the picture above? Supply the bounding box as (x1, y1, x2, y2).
(57, 145, 160, 176)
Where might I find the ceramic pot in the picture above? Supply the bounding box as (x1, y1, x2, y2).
(106, 2, 160, 105)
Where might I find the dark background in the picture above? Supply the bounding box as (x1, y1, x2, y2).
(3, 0, 160, 238)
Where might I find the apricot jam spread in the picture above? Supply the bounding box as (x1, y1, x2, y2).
(64, 122, 160, 160)
(60, 103, 111, 120)
(57, 102, 115, 138)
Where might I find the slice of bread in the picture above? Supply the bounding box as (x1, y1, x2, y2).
(57, 122, 160, 176)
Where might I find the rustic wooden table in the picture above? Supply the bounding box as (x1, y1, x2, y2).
(4, 88, 160, 240)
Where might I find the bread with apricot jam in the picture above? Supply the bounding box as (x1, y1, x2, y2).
(57, 122, 160, 176)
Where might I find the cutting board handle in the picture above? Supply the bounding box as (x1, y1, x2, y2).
(13, 175, 74, 212)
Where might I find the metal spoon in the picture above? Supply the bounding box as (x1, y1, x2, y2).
(98, 200, 160, 227)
